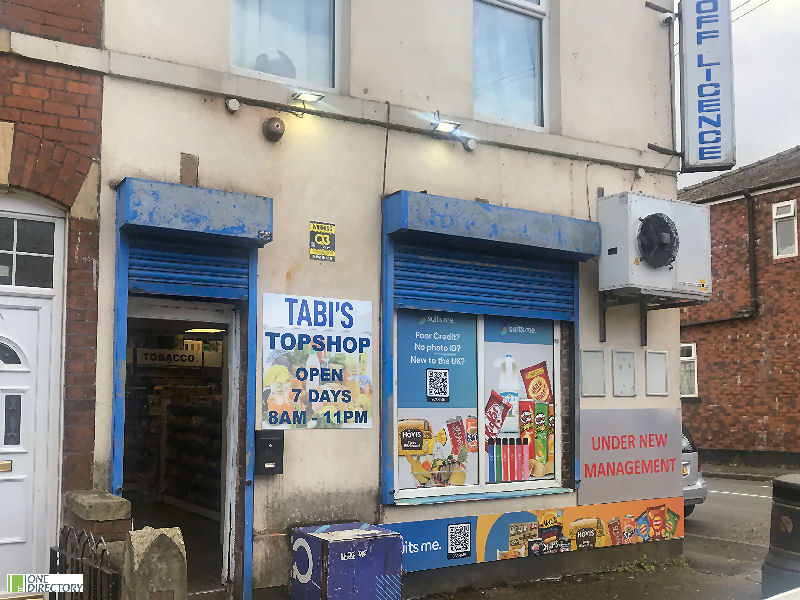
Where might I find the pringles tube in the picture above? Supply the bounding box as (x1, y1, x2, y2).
(534, 402, 548, 464)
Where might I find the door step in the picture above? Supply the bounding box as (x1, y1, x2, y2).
(188, 588, 228, 600)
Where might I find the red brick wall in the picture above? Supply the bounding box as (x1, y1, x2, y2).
(62, 218, 99, 491)
(0, 0, 102, 48)
(681, 184, 800, 453)
(1, 54, 102, 490)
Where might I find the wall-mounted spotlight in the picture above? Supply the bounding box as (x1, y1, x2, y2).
(224, 98, 241, 113)
(431, 110, 461, 134)
(292, 91, 325, 103)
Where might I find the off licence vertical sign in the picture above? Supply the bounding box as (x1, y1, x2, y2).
(309, 221, 335, 261)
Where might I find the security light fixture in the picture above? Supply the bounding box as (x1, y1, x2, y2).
(224, 98, 241, 113)
(432, 119, 461, 134)
(292, 91, 325, 103)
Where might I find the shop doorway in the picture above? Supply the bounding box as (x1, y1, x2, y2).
(123, 299, 240, 594)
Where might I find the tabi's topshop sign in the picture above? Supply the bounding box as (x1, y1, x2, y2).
(679, 0, 736, 172)
(262, 294, 373, 429)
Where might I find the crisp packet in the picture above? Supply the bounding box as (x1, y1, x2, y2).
(664, 508, 681, 539)
(520, 362, 554, 403)
(635, 511, 651, 541)
(647, 505, 667, 540)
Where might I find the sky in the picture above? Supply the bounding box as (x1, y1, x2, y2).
(676, 0, 800, 188)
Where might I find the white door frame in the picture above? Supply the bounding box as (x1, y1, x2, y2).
(0, 193, 66, 586)
(126, 297, 240, 584)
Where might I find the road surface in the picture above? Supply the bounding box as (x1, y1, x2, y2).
(683, 476, 772, 596)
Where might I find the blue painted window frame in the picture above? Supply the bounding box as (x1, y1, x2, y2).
(380, 191, 594, 506)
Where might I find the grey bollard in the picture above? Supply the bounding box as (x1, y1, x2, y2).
(762, 475, 800, 598)
(122, 527, 187, 600)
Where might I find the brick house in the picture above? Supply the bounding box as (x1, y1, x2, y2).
(680, 146, 800, 462)
(0, 0, 103, 576)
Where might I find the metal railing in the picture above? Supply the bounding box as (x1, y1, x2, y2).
(49, 525, 120, 600)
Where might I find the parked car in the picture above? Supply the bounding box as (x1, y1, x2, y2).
(682, 426, 707, 516)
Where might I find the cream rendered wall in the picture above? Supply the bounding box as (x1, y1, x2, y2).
(558, 0, 674, 149)
(104, 0, 230, 72)
(101, 0, 674, 152)
(348, 0, 473, 116)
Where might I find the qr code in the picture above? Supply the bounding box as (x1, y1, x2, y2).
(447, 523, 471, 559)
(426, 369, 450, 402)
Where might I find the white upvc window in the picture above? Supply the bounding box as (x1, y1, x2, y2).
(0, 215, 56, 289)
(679, 343, 698, 398)
(773, 200, 798, 259)
(473, 0, 547, 129)
(231, 0, 340, 91)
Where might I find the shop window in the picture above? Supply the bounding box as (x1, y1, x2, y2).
(231, 0, 337, 89)
(393, 309, 563, 500)
(474, 0, 546, 128)
(773, 200, 797, 258)
(679, 343, 698, 397)
(0, 217, 55, 289)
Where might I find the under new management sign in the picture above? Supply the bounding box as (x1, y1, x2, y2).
(680, 0, 736, 172)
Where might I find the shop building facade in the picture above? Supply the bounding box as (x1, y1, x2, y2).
(2, 0, 689, 597)
(680, 146, 800, 460)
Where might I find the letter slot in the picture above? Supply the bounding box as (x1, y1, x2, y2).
(254, 430, 284, 475)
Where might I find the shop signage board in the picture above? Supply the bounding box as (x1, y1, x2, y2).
(383, 496, 683, 572)
(136, 348, 203, 367)
(578, 408, 682, 505)
(679, 0, 735, 172)
(309, 221, 335, 261)
(262, 294, 372, 429)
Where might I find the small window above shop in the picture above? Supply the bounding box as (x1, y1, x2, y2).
(474, 0, 546, 128)
(773, 199, 797, 259)
(231, 0, 338, 90)
(0, 216, 56, 289)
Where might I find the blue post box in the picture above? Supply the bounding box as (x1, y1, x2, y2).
(291, 522, 403, 599)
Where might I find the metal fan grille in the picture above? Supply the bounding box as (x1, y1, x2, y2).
(637, 213, 679, 268)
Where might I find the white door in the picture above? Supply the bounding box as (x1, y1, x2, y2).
(0, 199, 64, 592)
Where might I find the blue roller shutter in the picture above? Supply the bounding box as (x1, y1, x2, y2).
(393, 244, 576, 321)
(128, 237, 250, 300)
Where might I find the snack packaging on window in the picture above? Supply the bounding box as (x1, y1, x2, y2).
(520, 361, 554, 403)
(485, 390, 511, 448)
(647, 505, 668, 540)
